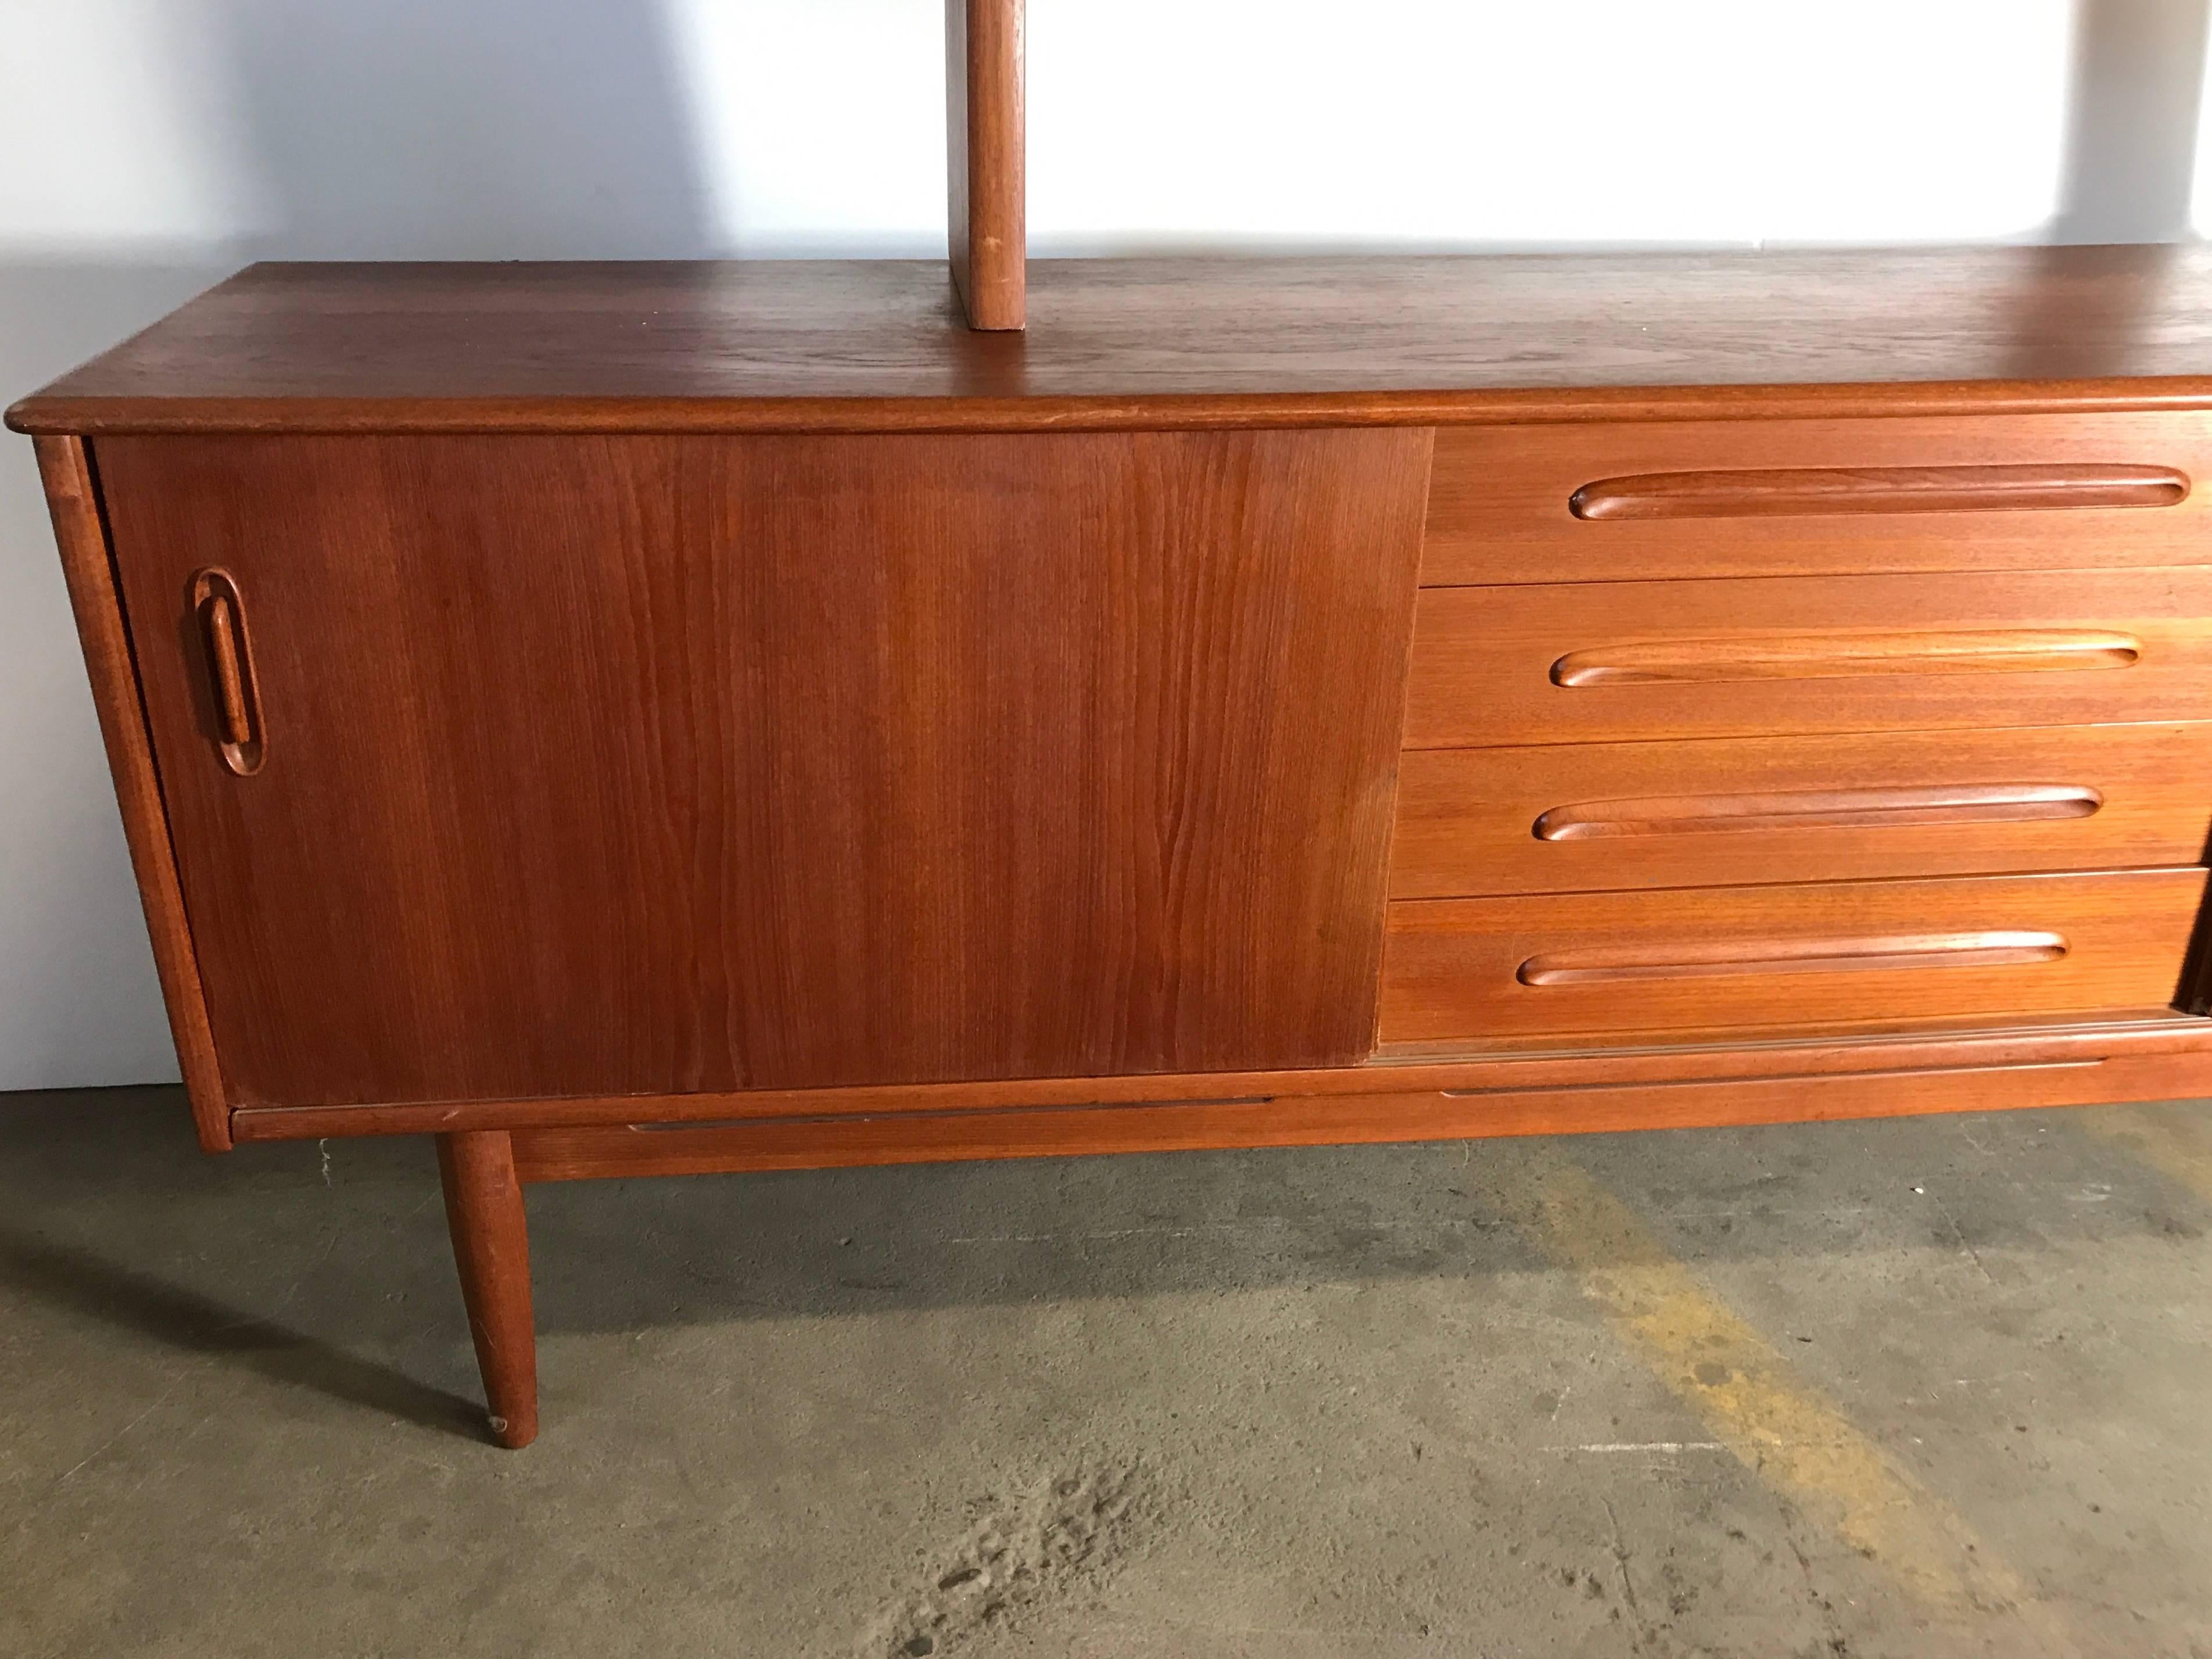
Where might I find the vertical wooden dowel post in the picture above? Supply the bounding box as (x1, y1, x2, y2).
(438, 1130, 539, 1449)
(947, 0, 1026, 329)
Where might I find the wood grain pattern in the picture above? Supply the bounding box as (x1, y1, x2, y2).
(1379, 869, 2209, 1044)
(1406, 569, 2212, 749)
(502, 1050, 2212, 1181)
(20, 248, 2212, 436)
(31, 436, 231, 1152)
(96, 429, 1429, 1108)
(946, 0, 1024, 329)
(1426, 414, 2212, 583)
(1391, 724, 2212, 897)
(437, 1130, 537, 1449)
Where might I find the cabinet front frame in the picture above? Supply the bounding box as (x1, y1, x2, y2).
(42, 413, 2212, 1159)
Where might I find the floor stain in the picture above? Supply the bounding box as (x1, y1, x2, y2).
(2074, 1101, 2212, 1212)
(1486, 1141, 2077, 1653)
(858, 1460, 1149, 1657)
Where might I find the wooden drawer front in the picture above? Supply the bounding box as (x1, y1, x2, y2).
(1379, 869, 2208, 1044)
(1406, 568, 2212, 749)
(1424, 413, 2209, 585)
(1391, 723, 2212, 898)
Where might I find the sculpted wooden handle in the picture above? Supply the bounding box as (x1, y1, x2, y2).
(1569, 463, 2188, 520)
(1518, 931, 2068, 987)
(192, 568, 264, 775)
(1532, 783, 2103, 840)
(1551, 629, 2141, 686)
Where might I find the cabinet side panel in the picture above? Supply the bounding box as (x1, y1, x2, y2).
(96, 430, 1428, 1105)
(33, 436, 230, 1148)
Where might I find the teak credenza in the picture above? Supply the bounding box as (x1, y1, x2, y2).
(19, 247, 2212, 1447)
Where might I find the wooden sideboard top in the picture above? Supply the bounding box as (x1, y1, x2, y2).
(16, 246, 2212, 435)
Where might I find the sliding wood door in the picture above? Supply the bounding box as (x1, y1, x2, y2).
(96, 430, 1430, 1106)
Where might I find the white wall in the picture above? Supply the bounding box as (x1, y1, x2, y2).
(2, 0, 2208, 1089)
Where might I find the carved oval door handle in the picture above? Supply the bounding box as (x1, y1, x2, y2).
(191, 568, 265, 775)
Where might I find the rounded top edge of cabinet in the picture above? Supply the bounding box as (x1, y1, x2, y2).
(20, 249, 2212, 436)
(19, 382, 2212, 439)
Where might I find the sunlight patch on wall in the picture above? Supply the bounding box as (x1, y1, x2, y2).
(661, 0, 947, 256)
(1030, 0, 2075, 253)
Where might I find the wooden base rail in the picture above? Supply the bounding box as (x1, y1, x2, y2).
(506, 1054, 2192, 1181)
(224, 1011, 2212, 1142)
(400, 1025, 2212, 1447)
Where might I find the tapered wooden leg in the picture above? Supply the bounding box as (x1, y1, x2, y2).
(437, 1130, 539, 1449)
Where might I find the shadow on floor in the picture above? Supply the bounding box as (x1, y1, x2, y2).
(0, 1221, 482, 1440)
(6, 1083, 2211, 1414)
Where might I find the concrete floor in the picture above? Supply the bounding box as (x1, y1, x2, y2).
(5, 1089, 2212, 1658)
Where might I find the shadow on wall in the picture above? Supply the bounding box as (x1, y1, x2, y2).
(217, 0, 714, 259)
(2054, 0, 2211, 242)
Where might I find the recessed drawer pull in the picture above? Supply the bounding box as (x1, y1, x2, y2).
(1568, 463, 2189, 521)
(1551, 629, 2141, 686)
(191, 568, 265, 775)
(1517, 930, 2068, 986)
(1531, 783, 2103, 840)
